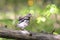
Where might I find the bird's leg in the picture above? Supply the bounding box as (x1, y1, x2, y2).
(21, 29, 24, 31)
(20, 28, 25, 31)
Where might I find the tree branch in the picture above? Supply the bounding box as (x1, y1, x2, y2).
(0, 28, 60, 40)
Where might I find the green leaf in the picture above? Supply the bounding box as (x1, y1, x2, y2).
(53, 32, 58, 35)
(0, 38, 2, 40)
(36, 17, 41, 23)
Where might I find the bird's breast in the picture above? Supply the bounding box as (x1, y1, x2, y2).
(17, 22, 28, 28)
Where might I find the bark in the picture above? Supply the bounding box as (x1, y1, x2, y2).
(0, 28, 60, 40)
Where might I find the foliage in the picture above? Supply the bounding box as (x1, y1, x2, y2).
(0, 0, 60, 40)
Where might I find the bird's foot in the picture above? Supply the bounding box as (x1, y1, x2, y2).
(20, 29, 25, 31)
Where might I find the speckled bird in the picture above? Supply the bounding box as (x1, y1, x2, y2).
(17, 13, 32, 30)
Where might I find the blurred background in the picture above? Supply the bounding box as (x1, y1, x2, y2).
(0, 0, 60, 40)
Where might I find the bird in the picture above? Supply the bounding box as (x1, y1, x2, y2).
(17, 13, 32, 30)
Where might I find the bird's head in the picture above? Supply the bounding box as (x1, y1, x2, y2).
(26, 13, 32, 18)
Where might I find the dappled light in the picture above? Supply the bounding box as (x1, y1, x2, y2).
(50, 4, 59, 14)
(36, 17, 46, 24)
